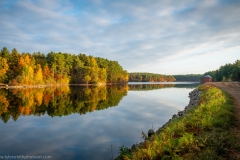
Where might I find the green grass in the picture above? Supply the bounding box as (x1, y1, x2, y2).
(117, 84, 239, 160)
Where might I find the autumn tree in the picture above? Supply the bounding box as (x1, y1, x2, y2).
(34, 64, 44, 84)
(43, 65, 54, 84)
(0, 57, 9, 83)
(14, 54, 35, 85)
(0, 47, 128, 85)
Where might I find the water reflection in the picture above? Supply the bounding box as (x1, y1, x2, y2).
(0, 83, 200, 123)
(0, 83, 199, 160)
(0, 85, 128, 123)
(128, 82, 199, 91)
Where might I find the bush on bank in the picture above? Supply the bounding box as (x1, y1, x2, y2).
(118, 84, 239, 160)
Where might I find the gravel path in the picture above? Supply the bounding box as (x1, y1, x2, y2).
(208, 82, 240, 158)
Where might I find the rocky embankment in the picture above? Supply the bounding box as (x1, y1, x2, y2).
(156, 88, 202, 133)
(132, 88, 202, 150)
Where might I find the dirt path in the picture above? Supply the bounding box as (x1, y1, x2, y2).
(208, 82, 240, 158)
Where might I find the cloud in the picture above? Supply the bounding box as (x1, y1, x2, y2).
(0, 0, 239, 74)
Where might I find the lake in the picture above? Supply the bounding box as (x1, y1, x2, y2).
(0, 82, 200, 160)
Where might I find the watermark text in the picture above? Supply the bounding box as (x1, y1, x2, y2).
(0, 155, 52, 160)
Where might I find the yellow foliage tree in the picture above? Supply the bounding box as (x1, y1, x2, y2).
(0, 95, 9, 114)
(34, 64, 44, 84)
(14, 55, 35, 85)
(0, 57, 9, 82)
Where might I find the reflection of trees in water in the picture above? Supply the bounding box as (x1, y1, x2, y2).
(70, 85, 128, 115)
(0, 85, 128, 123)
(128, 84, 175, 91)
(128, 83, 200, 91)
(0, 83, 199, 123)
(174, 83, 200, 88)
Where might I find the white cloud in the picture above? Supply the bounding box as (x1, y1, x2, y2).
(0, 0, 239, 74)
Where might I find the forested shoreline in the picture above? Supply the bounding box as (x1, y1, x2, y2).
(0, 47, 128, 86)
(203, 60, 240, 82)
(173, 74, 202, 82)
(2, 47, 238, 87)
(128, 72, 176, 82)
(128, 73, 203, 82)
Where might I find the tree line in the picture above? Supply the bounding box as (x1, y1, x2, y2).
(0, 85, 128, 123)
(0, 47, 128, 85)
(128, 72, 176, 82)
(203, 60, 240, 82)
(128, 83, 199, 91)
(173, 74, 202, 82)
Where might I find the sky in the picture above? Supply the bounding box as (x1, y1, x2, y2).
(0, 0, 240, 75)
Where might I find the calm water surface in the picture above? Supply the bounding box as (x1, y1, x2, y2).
(0, 82, 199, 160)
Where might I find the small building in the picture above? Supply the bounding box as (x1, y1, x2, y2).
(203, 75, 212, 83)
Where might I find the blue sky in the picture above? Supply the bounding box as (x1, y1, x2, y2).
(0, 0, 239, 74)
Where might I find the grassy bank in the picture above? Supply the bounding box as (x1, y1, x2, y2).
(118, 84, 239, 160)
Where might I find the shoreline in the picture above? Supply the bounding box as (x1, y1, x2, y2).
(116, 82, 239, 159)
(130, 87, 202, 150)
(0, 81, 200, 89)
(0, 82, 128, 89)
